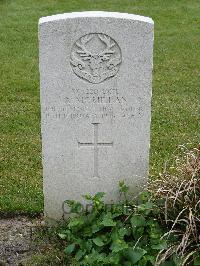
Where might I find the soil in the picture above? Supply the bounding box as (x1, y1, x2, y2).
(0, 216, 44, 266)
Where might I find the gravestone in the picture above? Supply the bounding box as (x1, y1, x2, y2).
(39, 11, 154, 221)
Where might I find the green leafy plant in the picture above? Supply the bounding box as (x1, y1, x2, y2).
(58, 182, 173, 265)
(57, 146, 200, 265)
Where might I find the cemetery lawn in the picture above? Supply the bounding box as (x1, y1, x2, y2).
(0, 0, 199, 215)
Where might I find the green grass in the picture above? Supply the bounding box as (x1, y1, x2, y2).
(0, 0, 199, 214)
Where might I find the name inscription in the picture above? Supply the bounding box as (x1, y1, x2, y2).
(42, 87, 144, 122)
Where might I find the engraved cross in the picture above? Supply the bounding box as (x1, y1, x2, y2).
(78, 123, 113, 178)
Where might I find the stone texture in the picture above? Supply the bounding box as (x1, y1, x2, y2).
(39, 11, 154, 221)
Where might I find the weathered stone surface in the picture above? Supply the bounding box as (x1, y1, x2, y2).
(39, 11, 154, 221)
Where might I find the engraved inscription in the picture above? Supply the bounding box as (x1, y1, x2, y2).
(70, 33, 122, 84)
(43, 103, 144, 121)
(72, 87, 127, 104)
(78, 123, 113, 178)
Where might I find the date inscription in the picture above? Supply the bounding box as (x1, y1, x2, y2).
(42, 87, 144, 122)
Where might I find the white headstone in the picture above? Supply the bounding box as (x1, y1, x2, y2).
(39, 11, 154, 221)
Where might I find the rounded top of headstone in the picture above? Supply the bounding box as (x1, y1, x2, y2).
(39, 11, 154, 25)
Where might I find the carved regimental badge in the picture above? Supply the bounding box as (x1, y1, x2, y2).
(70, 33, 122, 84)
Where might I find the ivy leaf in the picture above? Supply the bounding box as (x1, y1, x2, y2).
(58, 233, 67, 239)
(94, 192, 105, 200)
(151, 240, 167, 250)
(83, 194, 92, 200)
(111, 239, 128, 253)
(64, 243, 75, 254)
(108, 253, 121, 264)
(92, 237, 105, 247)
(78, 239, 92, 252)
(138, 191, 151, 203)
(68, 217, 84, 228)
(131, 215, 146, 228)
(83, 226, 93, 237)
(118, 227, 129, 238)
(85, 239, 93, 252)
(65, 200, 83, 213)
(75, 249, 85, 261)
(138, 202, 153, 215)
(145, 255, 156, 265)
(101, 213, 116, 227)
(85, 249, 106, 263)
(132, 226, 144, 239)
(92, 223, 102, 233)
(119, 180, 129, 193)
(126, 247, 147, 264)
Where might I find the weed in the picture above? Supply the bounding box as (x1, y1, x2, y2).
(149, 146, 200, 265)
